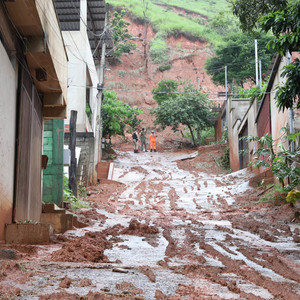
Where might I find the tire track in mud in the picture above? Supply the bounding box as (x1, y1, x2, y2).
(108, 150, 300, 299)
(2, 147, 300, 299)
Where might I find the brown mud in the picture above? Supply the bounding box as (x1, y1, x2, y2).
(0, 143, 300, 299)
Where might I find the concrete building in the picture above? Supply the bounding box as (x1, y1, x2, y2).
(218, 53, 300, 174)
(0, 0, 68, 241)
(54, 0, 113, 185)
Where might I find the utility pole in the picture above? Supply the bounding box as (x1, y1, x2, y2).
(95, 10, 107, 179)
(259, 59, 262, 89)
(255, 39, 259, 86)
(225, 65, 228, 128)
(287, 51, 295, 152)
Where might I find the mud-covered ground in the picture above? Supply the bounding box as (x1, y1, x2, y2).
(1, 144, 300, 300)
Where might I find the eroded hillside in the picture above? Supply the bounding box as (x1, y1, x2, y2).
(105, 14, 225, 142)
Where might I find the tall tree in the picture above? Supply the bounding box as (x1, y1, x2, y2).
(152, 79, 179, 105)
(205, 32, 273, 87)
(229, 0, 288, 32)
(152, 84, 214, 146)
(111, 10, 136, 59)
(102, 91, 142, 141)
(231, 0, 300, 110)
(259, 1, 300, 110)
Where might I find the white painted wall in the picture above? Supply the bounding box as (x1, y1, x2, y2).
(63, 0, 99, 133)
(0, 42, 17, 240)
(36, 0, 68, 102)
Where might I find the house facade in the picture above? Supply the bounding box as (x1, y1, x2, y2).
(221, 53, 299, 175)
(54, 0, 112, 185)
(0, 0, 68, 241)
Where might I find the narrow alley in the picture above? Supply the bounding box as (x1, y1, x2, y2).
(1, 145, 300, 299)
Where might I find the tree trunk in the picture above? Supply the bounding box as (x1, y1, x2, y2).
(187, 124, 197, 147)
(196, 127, 201, 141)
(143, 22, 148, 72)
(143, 0, 149, 72)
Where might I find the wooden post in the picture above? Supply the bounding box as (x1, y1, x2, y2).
(69, 110, 77, 196)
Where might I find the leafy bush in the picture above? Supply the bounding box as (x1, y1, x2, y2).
(118, 70, 127, 77)
(233, 78, 269, 104)
(218, 145, 230, 171)
(258, 184, 287, 205)
(242, 130, 300, 193)
(102, 90, 143, 142)
(286, 189, 300, 206)
(150, 34, 170, 65)
(159, 64, 172, 72)
(63, 175, 89, 211)
(111, 10, 137, 59)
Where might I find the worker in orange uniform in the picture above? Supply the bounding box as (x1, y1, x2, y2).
(149, 130, 156, 152)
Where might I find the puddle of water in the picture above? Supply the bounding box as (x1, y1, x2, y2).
(105, 234, 168, 267)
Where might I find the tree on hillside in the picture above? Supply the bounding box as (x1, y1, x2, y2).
(231, 0, 300, 111)
(111, 10, 136, 60)
(259, 1, 300, 111)
(142, 0, 150, 71)
(102, 91, 142, 142)
(152, 84, 214, 146)
(229, 0, 288, 32)
(205, 32, 273, 87)
(152, 79, 179, 105)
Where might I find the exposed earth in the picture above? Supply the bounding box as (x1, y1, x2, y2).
(1, 143, 300, 299)
(105, 16, 225, 135)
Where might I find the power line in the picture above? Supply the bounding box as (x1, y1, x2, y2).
(68, 83, 277, 96)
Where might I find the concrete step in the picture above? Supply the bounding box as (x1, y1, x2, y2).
(5, 223, 53, 244)
(42, 203, 66, 214)
(40, 213, 73, 234)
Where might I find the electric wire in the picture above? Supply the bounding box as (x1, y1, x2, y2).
(3, 2, 285, 97)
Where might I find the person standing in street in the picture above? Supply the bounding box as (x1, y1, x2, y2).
(132, 130, 139, 153)
(149, 130, 156, 152)
(140, 128, 147, 152)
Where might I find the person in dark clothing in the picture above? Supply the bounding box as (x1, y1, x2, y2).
(132, 130, 139, 153)
(140, 128, 147, 152)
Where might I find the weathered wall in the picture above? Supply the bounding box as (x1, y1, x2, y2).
(0, 42, 17, 241)
(228, 97, 250, 171)
(229, 119, 241, 172)
(238, 98, 258, 165)
(62, 0, 99, 133)
(64, 132, 95, 185)
(270, 56, 289, 152)
(43, 120, 64, 206)
(36, 0, 68, 102)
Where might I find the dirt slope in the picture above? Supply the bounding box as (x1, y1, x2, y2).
(105, 17, 224, 141)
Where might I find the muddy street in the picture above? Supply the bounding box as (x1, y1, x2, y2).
(1, 145, 300, 299)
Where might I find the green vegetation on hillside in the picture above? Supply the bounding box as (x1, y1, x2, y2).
(107, 0, 233, 45)
(151, 80, 214, 146)
(153, 0, 230, 19)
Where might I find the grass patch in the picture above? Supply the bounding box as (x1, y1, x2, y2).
(64, 175, 89, 211)
(118, 70, 127, 77)
(107, 0, 230, 45)
(257, 184, 287, 206)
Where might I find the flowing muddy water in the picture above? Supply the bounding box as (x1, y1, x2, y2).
(1, 147, 300, 299)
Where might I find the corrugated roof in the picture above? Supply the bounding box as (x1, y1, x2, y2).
(54, 0, 113, 63)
